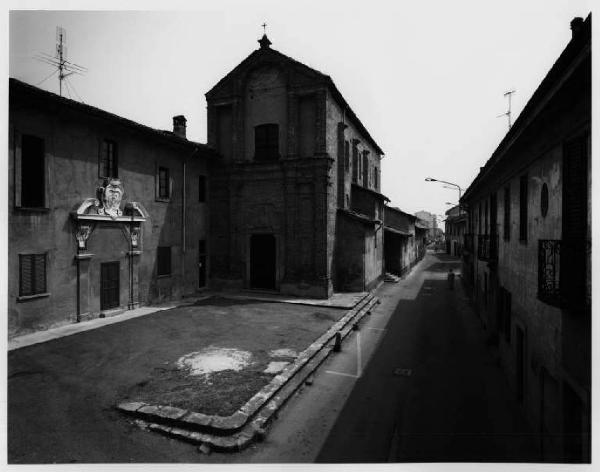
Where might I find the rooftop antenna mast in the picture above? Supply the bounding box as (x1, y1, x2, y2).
(497, 89, 516, 131)
(33, 26, 88, 99)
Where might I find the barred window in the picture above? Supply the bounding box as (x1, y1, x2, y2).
(99, 140, 118, 179)
(19, 253, 47, 296)
(254, 124, 279, 161)
(157, 246, 171, 276)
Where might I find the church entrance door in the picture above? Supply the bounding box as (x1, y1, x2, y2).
(250, 234, 276, 290)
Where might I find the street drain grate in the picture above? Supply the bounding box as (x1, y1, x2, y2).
(394, 368, 412, 377)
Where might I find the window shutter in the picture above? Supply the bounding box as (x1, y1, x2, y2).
(34, 254, 46, 293)
(20, 255, 32, 296)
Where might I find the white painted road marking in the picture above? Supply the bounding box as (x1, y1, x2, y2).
(325, 330, 364, 379)
(356, 332, 362, 378)
(324, 370, 359, 379)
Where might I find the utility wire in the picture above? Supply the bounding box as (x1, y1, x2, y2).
(63, 78, 72, 99)
(36, 68, 58, 86)
(65, 76, 84, 103)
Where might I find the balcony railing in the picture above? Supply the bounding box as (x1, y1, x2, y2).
(477, 234, 498, 261)
(538, 239, 561, 305)
(538, 239, 590, 309)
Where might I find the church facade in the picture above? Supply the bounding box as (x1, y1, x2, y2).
(206, 35, 387, 298)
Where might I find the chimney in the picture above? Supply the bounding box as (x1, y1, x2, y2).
(173, 115, 187, 139)
(570, 17, 584, 38)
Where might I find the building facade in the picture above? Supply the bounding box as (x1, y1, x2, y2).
(444, 205, 466, 256)
(205, 34, 386, 298)
(383, 206, 422, 276)
(460, 15, 591, 462)
(9, 79, 214, 337)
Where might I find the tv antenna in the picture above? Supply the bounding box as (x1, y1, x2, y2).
(33, 26, 88, 100)
(497, 89, 516, 131)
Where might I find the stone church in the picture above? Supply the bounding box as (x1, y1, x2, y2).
(206, 34, 387, 298)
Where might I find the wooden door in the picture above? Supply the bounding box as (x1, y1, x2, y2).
(100, 262, 120, 310)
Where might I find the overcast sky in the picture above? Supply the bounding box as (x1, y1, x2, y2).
(8, 0, 593, 221)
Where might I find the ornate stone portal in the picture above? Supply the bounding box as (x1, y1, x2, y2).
(71, 179, 150, 318)
(71, 179, 148, 252)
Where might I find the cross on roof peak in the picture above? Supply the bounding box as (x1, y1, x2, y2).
(258, 23, 272, 49)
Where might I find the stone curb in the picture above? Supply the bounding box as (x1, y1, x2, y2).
(127, 295, 379, 452)
(116, 294, 378, 442)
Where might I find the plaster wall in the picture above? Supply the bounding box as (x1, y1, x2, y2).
(8, 99, 208, 337)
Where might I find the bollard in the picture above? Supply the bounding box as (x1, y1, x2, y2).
(333, 332, 342, 352)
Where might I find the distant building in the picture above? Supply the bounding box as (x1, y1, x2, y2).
(206, 34, 387, 297)
(460, 15, 591, 462)
(8, 79, 214, 337)
(414, 210, 439, 242)
(444, 205, 466, 256)
(383, 207, 421, 276)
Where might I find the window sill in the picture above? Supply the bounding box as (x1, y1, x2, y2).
(17, 292, 50, 302)
(14, 206, 50, 213)
(155, 197, 171, 203)
(157, 274, 171, 279)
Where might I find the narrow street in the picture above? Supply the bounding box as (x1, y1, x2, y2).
(317, 250, 539, 462)
(229, 250, 539, 463)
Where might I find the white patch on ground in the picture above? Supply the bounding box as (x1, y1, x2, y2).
(263, 361, 289, 374)
(269, 348, 298, 358)
(176, 347, 252, 376)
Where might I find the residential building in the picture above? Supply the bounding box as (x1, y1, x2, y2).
(9, 79, 215, 337)
(414, 210, 440, 243)
(383, 206, 419, 276)
(460, 15, 591, 462)
(444, 205, 466, 256)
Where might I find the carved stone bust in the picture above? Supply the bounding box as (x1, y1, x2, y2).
(101, 179, 124, 218)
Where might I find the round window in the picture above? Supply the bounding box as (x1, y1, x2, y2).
(540, 183, 549, 217)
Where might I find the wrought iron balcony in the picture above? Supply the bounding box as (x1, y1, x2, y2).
(477, 234, 498, 261)
(538, 239, 561, 306)
(538, 239, 590, 309)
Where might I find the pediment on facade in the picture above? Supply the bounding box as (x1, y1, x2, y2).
(70, 179, 148, 254)
(71, 179, 148, 223)
(206, 47, 328, 100)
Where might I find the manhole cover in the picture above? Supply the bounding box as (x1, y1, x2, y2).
(394, 368, 412, 377)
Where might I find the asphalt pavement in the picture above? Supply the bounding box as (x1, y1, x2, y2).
(316, 251, 540, 463)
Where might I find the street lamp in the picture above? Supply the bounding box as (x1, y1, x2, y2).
(424, 177, 463, 200)
(425, 177, 464, 215)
